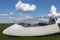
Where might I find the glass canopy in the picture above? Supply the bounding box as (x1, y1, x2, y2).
(18, 17, 55, 27)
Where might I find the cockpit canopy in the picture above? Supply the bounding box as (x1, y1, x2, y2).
(18, 17, 56, 27)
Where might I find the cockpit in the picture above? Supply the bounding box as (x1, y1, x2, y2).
(18, 17, 57, 27)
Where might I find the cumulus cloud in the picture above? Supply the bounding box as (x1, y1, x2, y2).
(15, 1, 36, 11)
(48, 5, 60, 16)
(0, 13, 8, 16)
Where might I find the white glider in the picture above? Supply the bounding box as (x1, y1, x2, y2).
(2, 17, 60, 36)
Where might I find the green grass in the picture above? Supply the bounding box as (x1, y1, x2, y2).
(0, 23, 60, 40)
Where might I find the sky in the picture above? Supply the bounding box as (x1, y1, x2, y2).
(0, 0, 60, 23)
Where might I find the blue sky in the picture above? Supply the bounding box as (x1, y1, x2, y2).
(0, 0, 60, 23)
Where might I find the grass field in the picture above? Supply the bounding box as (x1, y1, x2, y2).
(0, 24, 60, 40)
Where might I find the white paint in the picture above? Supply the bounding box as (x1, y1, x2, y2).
(2, 23, 60, 36)
(56, 18, 60, 24)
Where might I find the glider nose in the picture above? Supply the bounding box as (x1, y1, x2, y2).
(2, 29, 8, 35)
(2, 24, 22, 35)
(3, 25, 15, 35)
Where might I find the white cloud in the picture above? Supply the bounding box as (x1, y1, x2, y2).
(0, 13, 33, 23)
(0, 10, 33, 23)
(0, 18, 15, 23)
(10, 11, 14, 15)
(15, 1, 36, 11)
(9, 17, 12, 19)
(8, 13, 33, 23)
(48, 14, 52, 16)
(19, 13, 33, 19)
(48, 5, 60, 16)
(0, 13, 8, 16)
